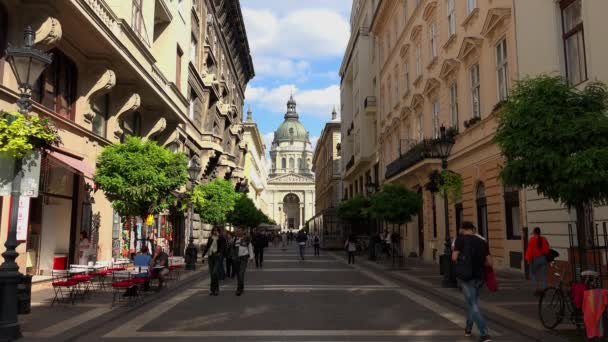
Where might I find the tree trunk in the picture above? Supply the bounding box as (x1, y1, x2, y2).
(575, 201, 594, 249)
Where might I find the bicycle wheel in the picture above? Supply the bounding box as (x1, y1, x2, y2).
(539, 287, 565, 329)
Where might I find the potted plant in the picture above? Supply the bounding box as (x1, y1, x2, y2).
(0, 111, 61, 159)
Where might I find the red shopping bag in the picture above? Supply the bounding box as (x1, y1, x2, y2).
(484, 266, 498, 292)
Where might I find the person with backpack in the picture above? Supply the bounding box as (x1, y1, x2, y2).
(345, 234, 357, 264)
(525, 227, 551, 296)
(252, 229, 268, 268)
(452, 221, 493, 342)
(296, 230, 308, 260)
(313, 234, 321, 256)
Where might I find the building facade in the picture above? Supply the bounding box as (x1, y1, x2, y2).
(0, 0, 253, 277)
(242, 107, 268, 213)
(264, 96, 315, 231)
(340, 0, 381, 202)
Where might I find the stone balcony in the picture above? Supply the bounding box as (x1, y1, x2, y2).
(385, 139, 438, 180)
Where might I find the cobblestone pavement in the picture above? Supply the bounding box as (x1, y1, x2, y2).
(19, 246, 571, 342)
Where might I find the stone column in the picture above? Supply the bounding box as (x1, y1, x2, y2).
(300, 203, 305, 229)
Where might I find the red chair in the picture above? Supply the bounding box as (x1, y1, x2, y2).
(70, 273, 93, 299)
(51, 270, 77, 306)
(111, 271, 138, 307)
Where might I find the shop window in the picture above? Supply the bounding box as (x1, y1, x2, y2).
(504, 186, 521, 240)
(561, 0, 587, 85)
(476, 182, 488, 238)
(32, 49, 78, 120)
(92, 94, 109, 138)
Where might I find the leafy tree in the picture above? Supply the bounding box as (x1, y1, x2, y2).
(191, 179, 239, 225)
(95, 136, 188, 218)
(369, 184, 422, 225)
(494, 75, 608, 247)
(228, 194, 264, 228)
(337, 195, 371, 224)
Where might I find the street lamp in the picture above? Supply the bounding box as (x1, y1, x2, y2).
(434, 125, 456, 288)
(365, 177, 377, 195)
(0, 26, 52, 340)
(185, 157, 201, 271)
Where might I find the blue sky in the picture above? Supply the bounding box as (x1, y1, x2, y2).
(241, 0, 352, 151)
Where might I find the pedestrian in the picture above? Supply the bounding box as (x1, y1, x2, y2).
(296, 230, 308, 260)
(150, 245, 170, 290)
(345, 234, 357, 264)
(217, 227, 226, 280)
(225, 231, 235, 278)
(313, 234, 321, 256)
(202, 227, 226, 296)
(78, 231, 91, 265)
(281, 232, 287, 250)
(233, 228, 254, 296)
(252, 229, 268, 268)
(452, 221, 492, 342)
(525, 227, 550, 296)
(383, 229, 392, 257)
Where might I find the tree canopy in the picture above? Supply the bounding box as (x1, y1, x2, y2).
(337, 195, 371, 223)
(228, 194, 264, 228)
(369, 184, 422, 225)
(494, 75, 608, 207)
(95, 136, 188, 217)
(191, 179, 240, 225)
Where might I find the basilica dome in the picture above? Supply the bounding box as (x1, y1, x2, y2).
(273, 95, 310, 143)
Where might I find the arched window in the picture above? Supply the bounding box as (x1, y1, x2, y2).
(504, 185, 521, 240)
(32, 49, 78, 120)
(281, 158, 286, 169)
(298, 158, 302, 170)
(476, 182, 488, 239)
(289, 158, 295, 170)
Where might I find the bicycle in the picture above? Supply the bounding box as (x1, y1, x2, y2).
(538, 263, 601, 336)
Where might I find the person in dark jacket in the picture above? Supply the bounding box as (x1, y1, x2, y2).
(313, 234, 321, 256)
(252, 229, 268, 268)
(225, 231, 235, 278)
(202, 227, 226, 296)
(296, 230, 308, 260)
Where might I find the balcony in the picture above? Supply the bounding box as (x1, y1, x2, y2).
(345, 156, 355, 172)
(385, 139, 437, 180)
(364, 96, 377, 114)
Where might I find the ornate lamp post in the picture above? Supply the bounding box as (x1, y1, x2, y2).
(434, 125, 456, 288)
(0, 26, 52, 340)
(365, 177, 378, 196)
(185, 158, 201, 271)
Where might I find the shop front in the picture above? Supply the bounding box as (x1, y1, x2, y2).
(113, 212, 185, 259)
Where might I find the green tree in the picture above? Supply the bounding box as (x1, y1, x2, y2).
(191, 179, 239, 225)
(337, 195, 371, 224)
(228, 194, 264, 229)
(95, 136, 188, 217)
(369, 184, 422, 225)
(494, 75, 608, 247)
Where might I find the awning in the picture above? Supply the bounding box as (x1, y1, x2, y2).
(47, 150, 95, 179)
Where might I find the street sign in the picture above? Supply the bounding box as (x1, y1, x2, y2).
(0, 151, 41, 198)
(16, 197, 30, 242)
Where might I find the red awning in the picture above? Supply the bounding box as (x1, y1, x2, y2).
(47, 150, 95, 179)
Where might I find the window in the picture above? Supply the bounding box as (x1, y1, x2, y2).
(190, 34, 198, 64)
(298, 158, 302, 170)
(415, 44, 422, 76)
(429, 22, 438, 59)
(281, 158, 286, 169)
(467, 0, 477, 14)
(450, 82, 458, 128)
(447, 0, 456, 37)
(404, 63, 410, 93)
(470, 64, 481, 118)
(122, 111, 141, 141)
(92, 94, 109, 138)
(32, 49, 78, 120)
(131, 0, 143, 36)
(476, 182, 488, 238)
(432, 101, 440, 138)
(561, 0, 587, 85)
(417, 111, 423, 141)
(189, 88, 197, 120)
(496, 39, 508, 101)
(289, 158, 294, 170)
(176, 46, 183, 91)
(504, 186, 521, 240)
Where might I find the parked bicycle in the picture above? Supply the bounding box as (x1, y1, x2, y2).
(538, 262, 601, 337)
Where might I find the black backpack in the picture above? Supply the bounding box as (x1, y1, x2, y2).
(453, 239, 474, 281)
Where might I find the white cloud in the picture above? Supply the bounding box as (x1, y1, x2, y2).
(241, 0, 351, 18)
(254, 56, 311, 79)
(243, 8, 349, 60)
(246, 84, 340, 119)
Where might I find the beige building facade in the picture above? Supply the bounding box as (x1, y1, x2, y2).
(0, 0, 253, 276)
(242, 107, 268, 214)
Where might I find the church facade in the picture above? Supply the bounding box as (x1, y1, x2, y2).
(264, 96, 315, 231)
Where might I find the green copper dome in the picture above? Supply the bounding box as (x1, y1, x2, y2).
(273, 96, 310, 143)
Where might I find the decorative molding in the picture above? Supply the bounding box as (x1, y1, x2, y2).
(410, 94, 424, 109)
(462, 8, 480, 28)
(423, 78, 440, 96)
(439, 59, 460, 80)
(410, 25, 423, 41)
(422, 1, 438, 22)
(400, 44, 410, 58)
(34, 16, 62, 51)
(268, 173, 314, 184)
(111, 93, 141, 139)
(457, 37, 483, 62)
(146, 117, 167, 140)
(480, 8, 512, 38)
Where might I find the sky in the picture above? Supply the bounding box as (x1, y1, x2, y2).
(241, 0, 352, 153)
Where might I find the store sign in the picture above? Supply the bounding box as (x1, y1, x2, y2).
(0, 151, 41, 198)
(16, 197, 31, 242)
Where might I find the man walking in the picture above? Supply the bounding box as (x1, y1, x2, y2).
(233, 228, 254, 296)
(252, 229, 268, 268)
(313, 234, 321, 256)
(296, 230, 308, 260)
(452, 221, 492, 342)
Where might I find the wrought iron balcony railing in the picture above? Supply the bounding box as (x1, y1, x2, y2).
(385, 139, 437, 180)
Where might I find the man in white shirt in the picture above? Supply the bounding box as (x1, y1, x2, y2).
(233, 228, 254, 296)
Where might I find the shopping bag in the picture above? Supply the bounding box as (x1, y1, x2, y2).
(484, 266, 498, 292)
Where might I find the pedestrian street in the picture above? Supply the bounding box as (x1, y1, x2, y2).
(21, 245, 567, 342)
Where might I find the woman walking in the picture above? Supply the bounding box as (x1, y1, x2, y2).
(525, 227, 550, 296)
(225, 231, 235, 278)
(345, 234, 357, 264)
(233, 228, 254, 296)
(79, 231, 91, 265)
(202, 227, 226, 296)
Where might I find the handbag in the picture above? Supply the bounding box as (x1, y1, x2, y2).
(484, 265, 498, 292)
